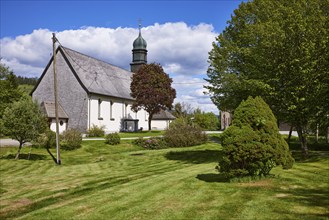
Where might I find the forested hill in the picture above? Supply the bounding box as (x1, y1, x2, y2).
(16, 76, 38, 85)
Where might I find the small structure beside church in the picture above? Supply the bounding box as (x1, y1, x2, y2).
(32, 27, 175, 133)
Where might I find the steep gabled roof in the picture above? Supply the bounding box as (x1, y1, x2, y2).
(60, 46, 133, 100)
(32, 46, 134, 100)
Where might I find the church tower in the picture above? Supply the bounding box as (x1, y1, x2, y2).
(130, 23, 147, 73)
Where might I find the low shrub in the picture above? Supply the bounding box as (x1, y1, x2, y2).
(34, 129, 56, 149)
(164, 118, 208, 147)
(133, 137, 167, 149)
(88, 124, 105, 137)
(105, 132, 120, 145)
(60, 129, 82, 150)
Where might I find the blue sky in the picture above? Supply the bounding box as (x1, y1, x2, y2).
(0, 0, 243, 113)
(1, 1, 240, 37)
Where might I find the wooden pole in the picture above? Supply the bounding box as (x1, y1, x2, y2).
(52, 33, 61, 165)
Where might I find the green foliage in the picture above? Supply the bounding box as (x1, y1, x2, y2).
(164, 118, 208, 148)
(133, 137, 167, 149)
(60, 129, 82, 151)
(130, 63, 176, 130)
(105, 132, 121, 145)
(35, 129, 57, 149)
(193, 109, 219, 130)
(218, 96, 294, 179)
(16, 76, 38, 85)
(1, 97, 48, 159)
(87, 124, 105, 137)
(172, 102, 194, 119)
(0, 63, 22, 119)
(206, 0, 329, 154)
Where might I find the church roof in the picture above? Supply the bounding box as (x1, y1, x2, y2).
(42, 101, 69, 119)
(59, 46, 134, 100)
(152, 110, 176, 120)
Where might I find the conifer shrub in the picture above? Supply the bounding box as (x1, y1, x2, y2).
(87, 124, 105, 137)
(60, 129, 82, 150)
(164, 118, 208, 147)
(105, 132, 121, 145)
(218, 96, 294, 179)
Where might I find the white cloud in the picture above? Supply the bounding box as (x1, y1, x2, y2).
(0, 22, 219, 113)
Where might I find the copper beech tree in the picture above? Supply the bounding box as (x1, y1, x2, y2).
(130, 63, 176, 131)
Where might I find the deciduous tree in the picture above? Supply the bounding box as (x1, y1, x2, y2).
(0, 63, 22, 119)
(1, 97, 47, 159)
(206, 0, 329, 155)
(131, 63, 176, 130)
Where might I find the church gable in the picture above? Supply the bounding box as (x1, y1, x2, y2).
(32, 47, 89, 132)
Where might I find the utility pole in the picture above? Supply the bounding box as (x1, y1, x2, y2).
(52, 33, 61, 165)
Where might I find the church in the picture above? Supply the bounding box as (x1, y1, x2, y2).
(31, 27, 175, 134)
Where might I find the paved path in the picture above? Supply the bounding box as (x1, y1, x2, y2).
(0, 131, 298, 147)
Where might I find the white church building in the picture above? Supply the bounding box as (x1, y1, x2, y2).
(31, 28, 175, 134)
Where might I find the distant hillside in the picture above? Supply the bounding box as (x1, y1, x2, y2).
(16, 76, 38, 85)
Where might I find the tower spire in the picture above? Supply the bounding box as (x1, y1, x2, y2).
(138, 18, 142, 35)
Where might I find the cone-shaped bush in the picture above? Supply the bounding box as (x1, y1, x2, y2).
(218, 96, 294, 178)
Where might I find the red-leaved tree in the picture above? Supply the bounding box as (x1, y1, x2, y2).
(131, 63, 176, 131)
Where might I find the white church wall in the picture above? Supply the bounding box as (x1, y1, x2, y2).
(88, 95, 149, 133)
(49, 119, 67, 134)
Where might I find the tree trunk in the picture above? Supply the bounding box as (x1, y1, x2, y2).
(148, 113, 153, 131)
(46, 148, 58, 164)
(15, 143, 23, 159)
(296, 126, 308, 157)
(315, 124, 319, 143)
(287, 126, 293, 144)
(326, 127, 329, 144)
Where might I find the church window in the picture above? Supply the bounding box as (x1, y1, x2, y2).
(125, 103, 128, 118)
(110, 101, 114, 120)
(98, 99, 103, 120)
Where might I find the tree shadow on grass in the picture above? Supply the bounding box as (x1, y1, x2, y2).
(0, 153, 47, 160)
(165, 149, 221, 164)
(196, 173, 229, 183)
(274, 187, 329, 219)
(291, 150, 329, 163)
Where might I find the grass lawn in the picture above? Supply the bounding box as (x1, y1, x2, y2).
(83, 131, 165, 139)
(0, 138, 328, 219)
(118, 130, 164, 138)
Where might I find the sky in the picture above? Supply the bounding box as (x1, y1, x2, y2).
(0, 0, 243, 113)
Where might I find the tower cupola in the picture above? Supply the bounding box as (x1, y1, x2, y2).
(130, 22, 148, 73)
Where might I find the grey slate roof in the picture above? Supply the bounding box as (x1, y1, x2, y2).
(152, 110, 176, 120)
(61, 46, 133, 100)
(42, 101, 69, 119)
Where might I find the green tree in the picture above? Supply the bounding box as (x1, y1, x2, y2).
(131, 63, 176, 130)
(206, 0, 329, 155)
(172, 102, 194, 119)
(193, 108, 219, 131)
(0, 63, 22, 119)
(218, 97, 294, 179)
(1, 97, 48, 159)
